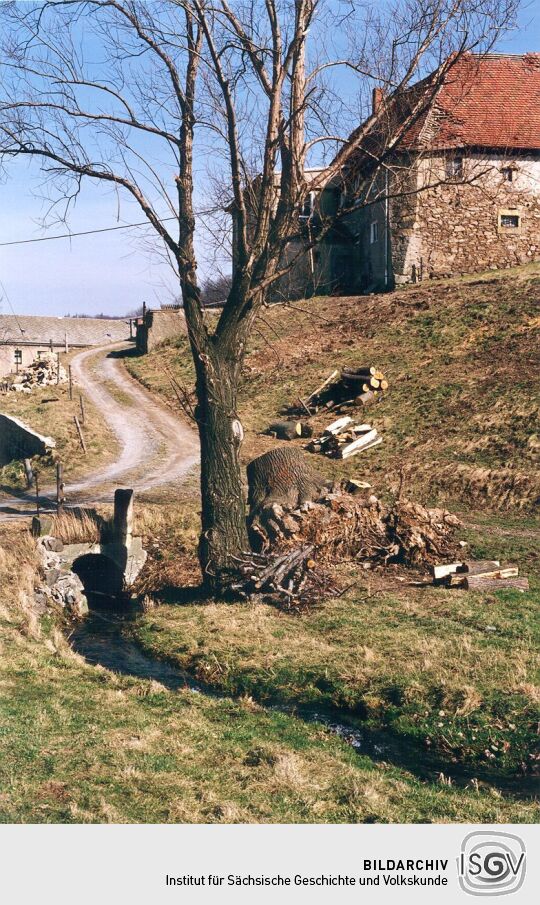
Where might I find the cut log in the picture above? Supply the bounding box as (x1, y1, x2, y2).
(464, 576, 529, 591)
(340, 430, 381, 460)
(342, 366, 377, 378)
(267, 420, 302, 440)
(369, 378, 380, 389)
(379, 379, 389, 391)
(459, 559, 500, 575)
(373, 370, 386, 381)
(352, 423, 372, 433)
(323, 415, 353, 436)
(306, 370, 340, 402)
(446, 573, 467, 587)
(432, 562, 463, 581)
(355, 391, 377, 406)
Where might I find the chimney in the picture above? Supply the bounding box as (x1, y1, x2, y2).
(372, 87, 384, 114)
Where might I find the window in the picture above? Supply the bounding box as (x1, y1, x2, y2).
(370, 221, 379, 244)
(498, 210, 521, 231)
(445, 156, 464, 179)
(299, 191, 316, 219)
(502, 167, 514, 182)
(14, 349, 22, 364)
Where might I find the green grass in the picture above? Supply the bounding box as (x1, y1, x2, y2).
(3, 525, 535, 823)
(2, 266, 539, 823)
(132, 520, 539, 790)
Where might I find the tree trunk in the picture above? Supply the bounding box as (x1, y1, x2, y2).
(194, 348, 250, 591)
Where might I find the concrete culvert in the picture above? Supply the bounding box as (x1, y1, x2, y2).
(72, 553, 125, 597)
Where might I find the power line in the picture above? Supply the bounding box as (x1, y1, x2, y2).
(0, 216, 178, 247)
(0, 280, 25, 336)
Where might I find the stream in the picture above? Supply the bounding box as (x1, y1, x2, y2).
(69, 598, 377, 755)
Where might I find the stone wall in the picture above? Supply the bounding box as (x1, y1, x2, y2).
(394, 153, 540, 282)
(0, 413, 56, 466)
(136, 309, 186, 354)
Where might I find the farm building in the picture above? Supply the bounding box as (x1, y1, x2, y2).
(251, 52, 540, 298)
(0, 314, 132, 378)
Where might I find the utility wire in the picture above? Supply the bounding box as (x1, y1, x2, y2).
(0, 279, 25, 335)
(0, 216, 178, 247)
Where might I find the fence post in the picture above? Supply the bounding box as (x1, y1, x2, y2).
(56, 462, 65, 514)
(24, 458, 34, 488)
(69, 365, 73, 400)
(79, 394, 85, 425)
(35, 471, 40, 519)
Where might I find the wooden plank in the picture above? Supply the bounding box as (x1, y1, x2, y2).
(464, 576, 529, 592)
(460, 559, 500, 575)
(323, 415, 353, 436)
(306, 370, 339, 403)
(432, 562, 463, 581)
(339, 429, 379, 459)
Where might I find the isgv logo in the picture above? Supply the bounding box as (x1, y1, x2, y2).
(458, 831, 526, 896)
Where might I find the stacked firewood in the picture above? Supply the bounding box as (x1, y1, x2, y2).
(307, 415, 382, 459)
(291, 365, 389, 416)
(432, 559, 529, 591)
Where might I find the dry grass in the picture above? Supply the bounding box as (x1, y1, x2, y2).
(49, 509, 103, 544)
(0, 349, 119, 490)
(127, 262, 540, 511)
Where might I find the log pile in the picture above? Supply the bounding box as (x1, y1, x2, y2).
(9, 354, 67, 392)
(291, 365, 389, 416)
(432, 559, 529, 591)
(306, 415, 382, 459)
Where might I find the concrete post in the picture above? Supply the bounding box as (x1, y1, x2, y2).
(113, 488, 134, 543)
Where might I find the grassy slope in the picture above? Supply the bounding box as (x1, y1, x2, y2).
(3, 525, 534, 824)
(128, 264, 540, 508)
(125, 266, 539, 813)
(1, 268, 538, 823)
(0, 349, 118, 490)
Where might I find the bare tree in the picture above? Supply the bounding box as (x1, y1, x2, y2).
(0, 0, 518, 591)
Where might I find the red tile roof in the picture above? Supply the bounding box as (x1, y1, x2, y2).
(412, 53, 540, 150)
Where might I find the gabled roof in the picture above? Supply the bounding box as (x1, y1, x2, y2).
(341, 52, 540, 179)
(412, 53, 540, 151)
(0, 314, 131, 346)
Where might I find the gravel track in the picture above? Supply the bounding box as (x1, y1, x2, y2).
(0, 343, 199, 517)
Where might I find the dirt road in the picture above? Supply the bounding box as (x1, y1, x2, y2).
(0, 343, 199, 515)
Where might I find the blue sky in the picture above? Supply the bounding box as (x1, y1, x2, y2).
(0, 0, 538, 318)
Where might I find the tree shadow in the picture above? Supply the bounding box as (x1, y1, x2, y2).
(107, 346, 140, 360)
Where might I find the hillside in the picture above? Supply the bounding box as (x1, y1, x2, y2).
(127, 264, 540, 512)
(120, 265, 539, 813)
(1, 266, 538, 824)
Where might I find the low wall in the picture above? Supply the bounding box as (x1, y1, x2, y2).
(136, 309, 186, 354)
(0, 412, 56, 466)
